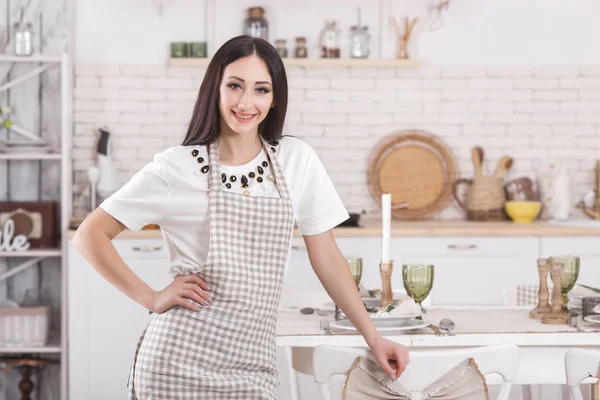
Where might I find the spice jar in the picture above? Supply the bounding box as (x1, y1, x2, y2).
(14, 22, 33, 56)
(294, 37, 308, 58)
(349, 25, 370, 58)
(320, 20, 341, 58)
(275, 39, 287, 58)
(244, 7, 268, 40)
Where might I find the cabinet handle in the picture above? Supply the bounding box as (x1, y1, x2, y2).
(132, 245, 162, 252)
(447, 244, 477, 250)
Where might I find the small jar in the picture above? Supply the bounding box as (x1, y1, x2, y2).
(320, 20, 341, 58)
(13, 22, 33, 56)
(244, 6, 268, 40)
(274, 39, 287, 58)
(294, 37, 308, 58)
(170, 42, 188, 58)
(349, 25, 370, 58)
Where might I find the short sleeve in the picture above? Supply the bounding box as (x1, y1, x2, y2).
(295, 150, 349, 236)
(99, 155, 168, 231)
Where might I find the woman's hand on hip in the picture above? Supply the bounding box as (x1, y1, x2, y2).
(368, 336, 410, 380)
(150, 275, 211, 313)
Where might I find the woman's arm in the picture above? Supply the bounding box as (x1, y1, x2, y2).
(304, 230, 410, 379)
(73, 208, 210, 313)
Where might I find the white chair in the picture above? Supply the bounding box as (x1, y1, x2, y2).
(565, 348, 600, 400)
(313, 344, 520, 400)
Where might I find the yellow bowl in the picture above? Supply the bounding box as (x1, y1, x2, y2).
(505, 201, 542, 224)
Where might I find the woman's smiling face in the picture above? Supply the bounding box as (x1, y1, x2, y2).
(218, 54, 274, 136)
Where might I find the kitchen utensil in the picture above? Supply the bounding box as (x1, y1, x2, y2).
(505, 201, 542, 223)
(494, 156, 514, 178)
(368, 130, 459, 219)
(452, 176, 506, 221)
(471, 146, 483, 177)
(87, 166, 100, 211)
(96, 128, 119, 197)
(319, 319, 332, 335)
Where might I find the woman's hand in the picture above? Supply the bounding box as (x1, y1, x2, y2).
(368, 336, 410, 380)
(149, 275, 211, 313)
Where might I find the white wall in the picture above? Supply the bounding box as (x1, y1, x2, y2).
(75, 0, 600, 65)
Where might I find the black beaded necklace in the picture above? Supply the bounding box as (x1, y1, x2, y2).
(190, 140, 279, 189)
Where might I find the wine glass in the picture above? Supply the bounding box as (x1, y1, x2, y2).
(402, 263, 434, 313)
(549, 255, 580, 311)
(346, 257, 363, 289)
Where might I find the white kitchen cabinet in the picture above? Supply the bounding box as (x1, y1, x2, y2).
(540, 237, 600, 288)
(285, 236, 540, 306)
(390, 237, 540, 306)
(68, 239, 171, 400)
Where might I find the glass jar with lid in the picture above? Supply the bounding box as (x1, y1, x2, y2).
(294, 37, 308, 58)
(320, 20, 341, 58)
(349, 25, 370, 58)
(244, 6, 268, 40)
(274, 39, 287, 58)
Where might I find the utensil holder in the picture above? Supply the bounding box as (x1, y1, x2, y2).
(379, 261, 394, 308)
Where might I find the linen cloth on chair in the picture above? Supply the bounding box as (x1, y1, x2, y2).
(342, 356, 489, 400)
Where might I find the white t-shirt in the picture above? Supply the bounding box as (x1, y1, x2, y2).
(99, 136, 349, 278)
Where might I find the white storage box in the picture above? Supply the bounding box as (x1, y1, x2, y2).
(0, 302, 50, 347)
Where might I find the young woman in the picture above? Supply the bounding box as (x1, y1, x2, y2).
(73, 35, 410, 399)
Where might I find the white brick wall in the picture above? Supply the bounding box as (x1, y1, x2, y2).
(73, 64, 600, 220)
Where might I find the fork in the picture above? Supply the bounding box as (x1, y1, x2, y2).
(320, 319, 332, 336)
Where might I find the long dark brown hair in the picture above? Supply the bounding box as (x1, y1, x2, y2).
(182, 35, 288, 146)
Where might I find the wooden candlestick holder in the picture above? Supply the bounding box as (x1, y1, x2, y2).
(379, 261, 394, 308)
(542, 259, 569, 325)
(530, 258, 552, 319)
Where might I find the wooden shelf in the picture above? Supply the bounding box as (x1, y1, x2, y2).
(0, 152, 61, 160)
(0, 249, 62, 258)
(0, 54, 63, 63)
(169, 57, 420, 69)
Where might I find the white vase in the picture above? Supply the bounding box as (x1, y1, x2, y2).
(539, 162, 572, 220)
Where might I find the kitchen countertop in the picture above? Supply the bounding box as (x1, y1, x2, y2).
(67, 218, 600, 238)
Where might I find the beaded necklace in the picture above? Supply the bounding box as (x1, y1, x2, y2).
(190, 140, 279, 190)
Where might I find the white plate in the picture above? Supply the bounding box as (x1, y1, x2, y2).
(330, 317, 429, 333)
(583, 314, 600, 323)
(370, 313, 422, 322)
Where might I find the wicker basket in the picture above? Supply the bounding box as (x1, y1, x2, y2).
(0, 303, 50, 347)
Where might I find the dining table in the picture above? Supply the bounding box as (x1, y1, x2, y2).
(275, 291, 600, 397)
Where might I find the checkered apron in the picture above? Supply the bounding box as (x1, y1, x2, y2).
(128, 139, 294, 399)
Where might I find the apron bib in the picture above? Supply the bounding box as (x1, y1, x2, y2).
(128, 139, 294, 399)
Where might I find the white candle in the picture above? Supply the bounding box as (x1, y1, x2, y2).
(381, 193, 391, 263)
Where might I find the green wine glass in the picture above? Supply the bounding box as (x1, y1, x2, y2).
(402, 263, 434, 313)
(346, 257, 363, 289)
(549, 255, 580, 311)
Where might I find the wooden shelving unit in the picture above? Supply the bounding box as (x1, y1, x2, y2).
(169, 57, 420, 69)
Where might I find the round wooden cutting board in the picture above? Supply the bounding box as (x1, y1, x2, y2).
(368, 130, 459, 219)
